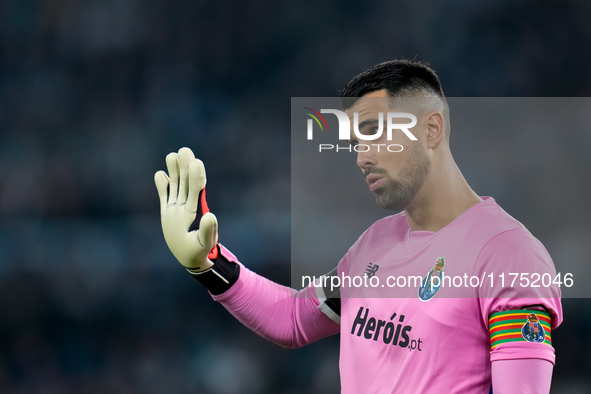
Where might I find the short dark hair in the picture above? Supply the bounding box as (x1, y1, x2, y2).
(340, 60, 444, 110)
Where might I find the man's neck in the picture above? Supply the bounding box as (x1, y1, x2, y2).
(405, 162, 482, 232)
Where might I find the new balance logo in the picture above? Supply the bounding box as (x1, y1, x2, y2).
(364, 263, 380, 278)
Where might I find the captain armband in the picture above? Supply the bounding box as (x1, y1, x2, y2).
(187, 244, 240, 295)
(489, 309, 552, 351)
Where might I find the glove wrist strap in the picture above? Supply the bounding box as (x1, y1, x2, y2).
(187, 245, 239, 295)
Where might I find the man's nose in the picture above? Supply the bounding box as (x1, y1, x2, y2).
(356, 148, 377, 169)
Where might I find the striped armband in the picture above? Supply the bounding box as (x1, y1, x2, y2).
(489, 309, 552, 350)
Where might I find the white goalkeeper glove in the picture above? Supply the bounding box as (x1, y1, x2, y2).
(154, 147, 218, 271)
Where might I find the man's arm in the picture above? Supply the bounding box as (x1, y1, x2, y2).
(475, 229, 563, 392)
(205, 253, 340, 348)
(154, 147, 340, 348)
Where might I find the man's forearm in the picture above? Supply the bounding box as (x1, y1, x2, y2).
(190, 245, 339, 348)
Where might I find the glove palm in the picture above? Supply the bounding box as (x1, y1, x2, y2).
(154, 148, 218, 271)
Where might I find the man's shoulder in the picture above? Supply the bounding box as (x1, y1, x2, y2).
(459, 197, 526, 234)
(464, 197, 549, 255)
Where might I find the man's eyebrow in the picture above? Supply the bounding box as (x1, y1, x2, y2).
(357, 119, 380, 130)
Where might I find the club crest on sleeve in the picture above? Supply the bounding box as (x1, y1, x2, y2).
(521, 313, 546, 343)
(418, 257, 445, 302)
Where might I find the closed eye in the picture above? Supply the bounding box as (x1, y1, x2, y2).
(357, 119, 382, 137)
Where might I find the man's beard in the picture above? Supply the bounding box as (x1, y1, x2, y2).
(372, 146, 430, 212)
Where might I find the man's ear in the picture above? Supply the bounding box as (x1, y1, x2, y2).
(425, 111, 445, 149)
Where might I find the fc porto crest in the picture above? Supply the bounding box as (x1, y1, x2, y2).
(521, 313, 546, 343)
(418, 257, 445, 301)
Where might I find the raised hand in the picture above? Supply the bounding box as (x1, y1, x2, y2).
(154, 147, 218, 271)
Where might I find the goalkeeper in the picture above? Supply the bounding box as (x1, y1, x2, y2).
(155, 60, 562, 393)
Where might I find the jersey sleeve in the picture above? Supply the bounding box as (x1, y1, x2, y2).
(200, 245, 340, 349)
(491, 358, 554, 393)
(474, 228, 563, 364)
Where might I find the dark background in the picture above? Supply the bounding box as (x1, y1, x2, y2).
(1, 1, 590, 392)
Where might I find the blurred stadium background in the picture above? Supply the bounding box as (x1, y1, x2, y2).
(1, 1, 590, 393)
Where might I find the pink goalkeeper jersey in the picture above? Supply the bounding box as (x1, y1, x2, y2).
(213, 197, 562, 393)
(336, 197, 562, 393)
